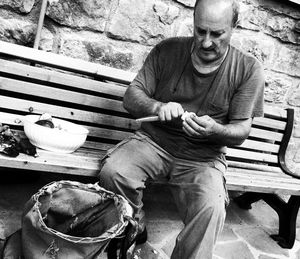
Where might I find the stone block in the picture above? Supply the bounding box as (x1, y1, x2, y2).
(58, 37, 90, 61)
(0, 16, 37, 45)
(238, 3, 267, 31)
(153, 2, 180, 25)
(293, 146, 300, 163)
(231, 31, 275, 66)
(288, 82, 300, 107)
(38, 28, 54, 52)
(107, 0, 168, 45)
(47, 0, 112, 32)
(258, 255, 282, 259)
(257, 0, 300, 19)
(174, 17, 193, 37)
(272, 44, 300, 77)
(293, 125, 300, 138)
(265, 15, 300, 45)
(174, 0, 196, 8)
(238, 1, 300, 45)
(0, 0, 34, 13)
(264, 72, 293, 104)
(85, 42, 134, 70)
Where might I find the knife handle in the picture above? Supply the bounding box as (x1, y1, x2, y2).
(136, 116, 159, 122)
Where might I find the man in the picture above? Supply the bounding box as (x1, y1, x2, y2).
(99, 0, 265, 258)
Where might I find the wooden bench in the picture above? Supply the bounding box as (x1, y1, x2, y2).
(0, 41, 300, 249)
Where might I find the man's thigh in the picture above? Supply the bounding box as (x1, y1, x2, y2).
(168, 160, 228, 223)
(99, 132, 172, 182)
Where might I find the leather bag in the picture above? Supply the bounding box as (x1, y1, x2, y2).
(1, 180, 138, 259)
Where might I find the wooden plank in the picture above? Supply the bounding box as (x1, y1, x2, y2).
(0, 126, 118, 152)
(226, 181, 300, 195)
(263, 105, 287, 119)
(226, 148, 278, 163)
(226, 174, 300, 195)
(227, 169, 295, 181)
(0, 76, 127, 113)
(0, 111, 24, 126)
(227, 161, 282, 173)
(0, 96, 139, 130)
(238, 139, 280, 153)
(85, 125, 133, 140)
(0, 151, 101, 176)
(249, 128, 283, 142)
(0, 111, 133, 141)
(82, 141, 114, 151)
(0, 41, 136, 85)
(252, 117, 286, 131)
(0, 59, 127, 98)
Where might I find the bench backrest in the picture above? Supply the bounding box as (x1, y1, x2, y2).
(0, 41, 294, 174)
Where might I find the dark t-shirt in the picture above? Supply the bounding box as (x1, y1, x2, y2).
(131, 37, 265, 163)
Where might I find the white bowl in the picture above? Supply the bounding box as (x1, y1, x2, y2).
(23, 115, 89, 153)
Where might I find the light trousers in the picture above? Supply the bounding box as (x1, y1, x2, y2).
(98, 132, 229, 259)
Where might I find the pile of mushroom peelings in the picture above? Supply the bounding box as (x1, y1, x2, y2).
(0, 123, 37, 157)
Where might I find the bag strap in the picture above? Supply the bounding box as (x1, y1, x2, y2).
(106, 218, 138, 259)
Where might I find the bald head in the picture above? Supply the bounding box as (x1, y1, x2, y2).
(192, 0, 236, 65)
(194, 0, 239, 28)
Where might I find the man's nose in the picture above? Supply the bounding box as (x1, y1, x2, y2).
(202, 34, 213, 49)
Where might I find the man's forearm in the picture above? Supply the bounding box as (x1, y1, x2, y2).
(183, 115, 252, 146)
(123, 86, 162, 118)
(208, 120, 251, 146)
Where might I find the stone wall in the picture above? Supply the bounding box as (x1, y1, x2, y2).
(0, 0, 300, 173)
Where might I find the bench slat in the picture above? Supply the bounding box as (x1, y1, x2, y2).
(225, 179, 300, 195)
(86, 125, 132, 141)
(227, 167, 291, 179)
(0, 76, 126, 113)
(252, 117, 286, 130)
(0, 96, 139, 130)
(9, 128, 116, 151)
(238, 139, 279, 153)
(0, 59, 127, 98)
(83, 141, 115, 151)
(226, 148, 278, 163)
(0, 41, 136, 85)
(0, 150, 101, 176)
(228, 177, 300, 192)
(0, 111, 133, 141)
(249, 128, 283, 142)
(227, 161, 283, 173)
(263, 105, 287, 119)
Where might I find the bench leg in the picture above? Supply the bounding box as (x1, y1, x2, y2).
(233, 192, 300, 249)
(233, 192, 262, 210)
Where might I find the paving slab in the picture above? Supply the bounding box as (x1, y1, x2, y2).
(214, 240, 255, 259)
(234, 227, 289, 257)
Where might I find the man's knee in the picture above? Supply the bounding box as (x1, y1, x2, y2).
(99, 157, 146, 192)
(98, 158, 123, 186)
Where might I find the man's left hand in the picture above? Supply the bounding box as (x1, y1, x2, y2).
(182, 114, 219, 138)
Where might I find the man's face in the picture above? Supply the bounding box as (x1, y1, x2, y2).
(193, 1, 233, 64)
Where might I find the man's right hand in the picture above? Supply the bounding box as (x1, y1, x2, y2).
(156, 102, 184, 121)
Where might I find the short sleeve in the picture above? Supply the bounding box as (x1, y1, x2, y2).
(130, 45, 161, 97)
(228, 61, 265, 120)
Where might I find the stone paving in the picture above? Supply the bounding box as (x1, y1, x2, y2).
(1, 170, 300, 259)
(136, 184, 300, 259)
